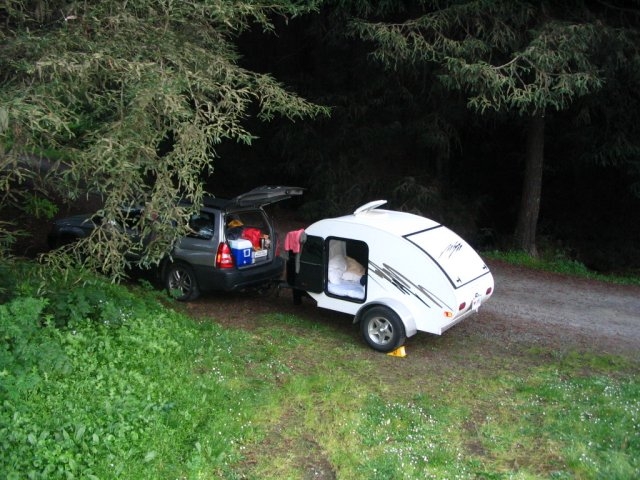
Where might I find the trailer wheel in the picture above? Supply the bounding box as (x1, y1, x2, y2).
(165, 262, 200, 301)
(361, 306, 406, 353)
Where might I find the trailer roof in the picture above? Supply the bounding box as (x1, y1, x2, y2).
(330, 208, 441, 236)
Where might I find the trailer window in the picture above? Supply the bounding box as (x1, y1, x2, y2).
(326, 238, 368, 301)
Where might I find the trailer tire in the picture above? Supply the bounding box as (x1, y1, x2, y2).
(361, 306, 406, 353)
(164, 262, 200, 301)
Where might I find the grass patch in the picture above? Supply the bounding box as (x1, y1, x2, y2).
(222, 313, 639, 480)
(2, 263, 639, 478)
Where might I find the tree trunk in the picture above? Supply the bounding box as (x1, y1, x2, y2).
(514, 114, 545, 256)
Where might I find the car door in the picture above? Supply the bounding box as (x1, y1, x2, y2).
(172, 209, 220, 266)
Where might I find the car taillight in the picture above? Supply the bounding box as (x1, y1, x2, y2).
(216, 243, 234, 269)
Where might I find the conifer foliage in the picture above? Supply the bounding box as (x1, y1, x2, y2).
(351, 0, 639, 254)
(0, 0, 326, 274)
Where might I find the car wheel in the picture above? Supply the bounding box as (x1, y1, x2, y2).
(48, 234, 79, 250)
(361, 306, 406, 353)
(165, 262, 200, 301)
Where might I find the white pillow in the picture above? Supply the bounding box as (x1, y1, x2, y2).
(341, 256, 365, 282)
(328, 254, 347, 284)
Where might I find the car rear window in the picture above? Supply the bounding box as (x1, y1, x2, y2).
(187, 211, 216, 239)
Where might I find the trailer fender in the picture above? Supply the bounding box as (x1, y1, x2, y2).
(354, 299, 418, 338)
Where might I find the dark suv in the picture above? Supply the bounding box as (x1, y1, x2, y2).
(47, 186, 303, 300)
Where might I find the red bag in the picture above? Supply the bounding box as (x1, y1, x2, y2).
(241, 227, 262, 249)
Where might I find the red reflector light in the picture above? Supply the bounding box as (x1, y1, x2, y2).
(216, 243, 234, 269)
(486, 287, 493, 295)
(459, 302, 466, 311)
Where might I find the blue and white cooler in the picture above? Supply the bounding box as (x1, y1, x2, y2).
(229, 239, 254, 266)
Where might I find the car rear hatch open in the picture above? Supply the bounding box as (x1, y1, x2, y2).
(223, 186, 303, 269)
(230, 186, 304, 208)
(405, 225, 490, 289)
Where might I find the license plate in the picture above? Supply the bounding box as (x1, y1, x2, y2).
(471, 296, 481, 311)
(254, 249, 267, 258)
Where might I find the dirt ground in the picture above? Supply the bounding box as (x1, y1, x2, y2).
(181, 258, 640, 358)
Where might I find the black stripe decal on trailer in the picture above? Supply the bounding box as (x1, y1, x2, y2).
(368, 260, 452, 311)
(403, 227, 491, 290)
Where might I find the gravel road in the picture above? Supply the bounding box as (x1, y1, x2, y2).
(483, 260, 640, 355)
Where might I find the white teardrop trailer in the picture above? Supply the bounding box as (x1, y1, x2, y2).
(284, 200, 494, 352)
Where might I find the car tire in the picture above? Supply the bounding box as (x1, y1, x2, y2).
(164, 262, 200, 301)
(48, 234, 79, 250)
(361, 306, 406, 353)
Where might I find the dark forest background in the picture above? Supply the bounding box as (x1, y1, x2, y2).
(213, 7, 640, 274)
(2, 1, 640, 275)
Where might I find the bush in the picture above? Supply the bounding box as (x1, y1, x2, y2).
(0, 263, 260, 478)
(0, 297, 71, 401)
(1, 282, 171, 477)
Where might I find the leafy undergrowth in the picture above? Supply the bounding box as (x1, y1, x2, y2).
(1, 264, 638, 479)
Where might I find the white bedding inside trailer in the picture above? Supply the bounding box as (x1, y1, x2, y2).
(326, 239, 366, 299)
(327, 280, 365, 299)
